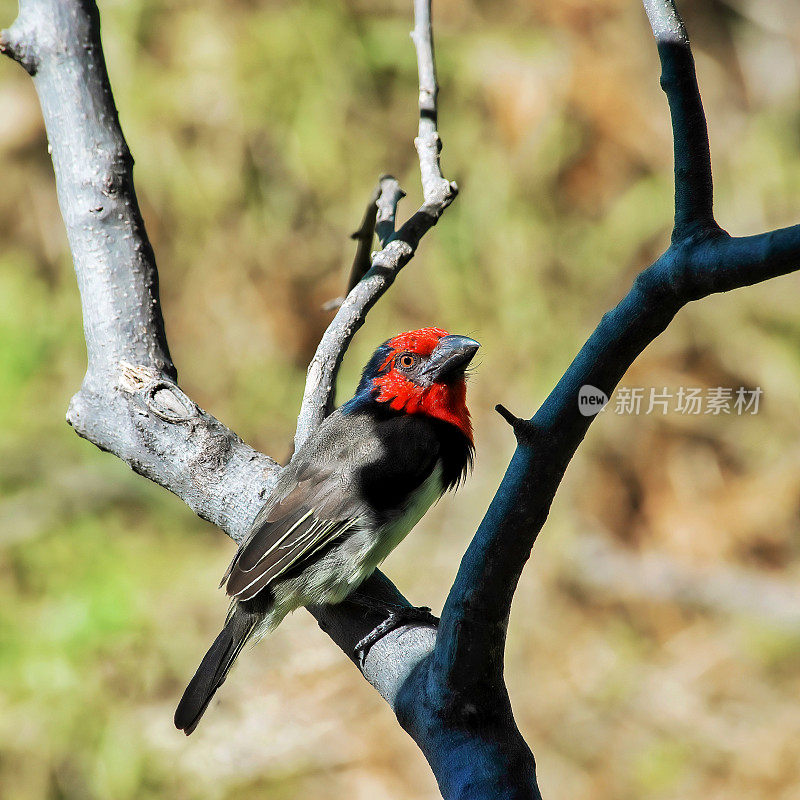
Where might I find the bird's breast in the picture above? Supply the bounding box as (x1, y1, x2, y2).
(363, 461, 444, 571)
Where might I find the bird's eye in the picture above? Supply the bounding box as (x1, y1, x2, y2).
(397, 353, 416, 370)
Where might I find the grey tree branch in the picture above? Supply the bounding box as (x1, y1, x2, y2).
(411, 0, 455, 214)
(375, 175, 405, 247)
(0, 0, 281, 542)
(0, 0, 463, 791)
(293, 0, 457, 452)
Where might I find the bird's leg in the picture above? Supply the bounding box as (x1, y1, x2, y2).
(346, 593, 439, 668)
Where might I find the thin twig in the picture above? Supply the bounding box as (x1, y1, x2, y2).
(293, 0, 457, 453)
(375, 175, 405, 247)
(411, 0, 457, 214)
(643, 0, 715, 236)
(345, 182, 381, 297)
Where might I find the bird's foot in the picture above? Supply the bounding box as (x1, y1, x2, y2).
(354, 605, 439, 668)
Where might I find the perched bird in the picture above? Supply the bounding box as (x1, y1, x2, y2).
(175, 327, 479, 734)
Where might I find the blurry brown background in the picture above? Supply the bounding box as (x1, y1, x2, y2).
(2, 0, 800, 798)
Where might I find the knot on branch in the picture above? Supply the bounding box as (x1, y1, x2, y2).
(495, 404, 539, 445)
(0, 26, 38, 75)
(118, 362, 197, 423)
(417, 182, 458, 223)
(372, 239, 414, 271)
(439, 179, 459, 208)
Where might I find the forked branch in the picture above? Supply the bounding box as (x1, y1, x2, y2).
(293, 0, 457, 451)
(0, 0, 453, 750)
(431, 0, 800, 697)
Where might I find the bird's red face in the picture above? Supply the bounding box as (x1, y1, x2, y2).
(370, 327, 479, 442)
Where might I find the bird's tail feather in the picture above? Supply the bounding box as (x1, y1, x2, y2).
(174, 605, 258, 735)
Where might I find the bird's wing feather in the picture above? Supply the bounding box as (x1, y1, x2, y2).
(224, 412, 373, 602)
(224, 409, 444, 603)
(225, 467, 365, 602)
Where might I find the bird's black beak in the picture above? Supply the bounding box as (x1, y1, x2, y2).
(421, 335, 480, 383)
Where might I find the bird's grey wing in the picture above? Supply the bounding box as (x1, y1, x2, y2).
(223, 414, 370, 602)
(224, 470, 366, 602)
(224, 409, 444, 602)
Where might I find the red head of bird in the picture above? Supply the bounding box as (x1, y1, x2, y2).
(347, 327, 479, 443)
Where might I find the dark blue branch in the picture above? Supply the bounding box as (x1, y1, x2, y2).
(434, 225, 800, 692)
(709, 226, 800, 290)
(397, 665, 542, 800)
(430, 0, 800, 733)
(660, 40, 715, 237)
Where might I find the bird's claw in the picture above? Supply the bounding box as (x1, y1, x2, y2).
(354, 605, 439, 668)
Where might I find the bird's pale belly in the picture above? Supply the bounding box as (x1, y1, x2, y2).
(266, 464, 444, 624)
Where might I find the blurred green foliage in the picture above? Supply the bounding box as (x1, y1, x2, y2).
(2, 0, 800, 798)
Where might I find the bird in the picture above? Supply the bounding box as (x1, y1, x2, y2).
(174, 327, 479, 734)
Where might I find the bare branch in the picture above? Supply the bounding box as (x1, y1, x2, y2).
(293, 0, 457, 452)
(343, 182, 381, 302)
(1, 0, 281, 542)
(411, 0, 457, 214)
(644, 0, 714, 236)
(432, 0, 800, 692)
